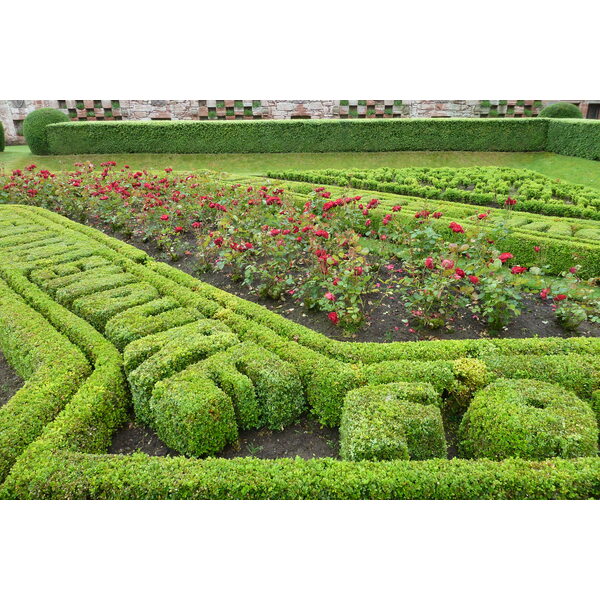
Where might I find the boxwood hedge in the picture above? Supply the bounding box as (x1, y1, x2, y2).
(46, 118, 549, 154)
(43, 118, 600, 161)
(0, 204, 599, 499)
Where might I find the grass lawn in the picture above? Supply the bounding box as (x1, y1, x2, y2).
(2, 144, 600, 189)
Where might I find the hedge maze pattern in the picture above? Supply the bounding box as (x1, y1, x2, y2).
(0, 204, 599, 499)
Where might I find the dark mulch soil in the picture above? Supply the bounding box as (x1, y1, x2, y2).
(0, 351, 23, 407)
(109, 415, 339, 460)
(217, 416, 339, 460)
(109, 420, 176, 457)
(107, 228, 600, 344)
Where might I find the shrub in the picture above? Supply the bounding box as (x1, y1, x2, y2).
(546, 119, 600, 161)
(23, 108, 70, 155)
(46, 118, 549, 154)
(340, 382, 446, 461)
(151, 368, 238, 457)
(539, 102, 583, 119)
(459, 379, 598, 460)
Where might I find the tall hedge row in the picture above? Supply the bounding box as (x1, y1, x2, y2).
(546, 119, 600, 161)
(46, 118, 550, 155)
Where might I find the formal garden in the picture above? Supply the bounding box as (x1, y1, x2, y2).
(0, 108, 599, 499)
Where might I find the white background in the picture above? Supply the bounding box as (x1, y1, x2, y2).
(2, 1, 599, 598)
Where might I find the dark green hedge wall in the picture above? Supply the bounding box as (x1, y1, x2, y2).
(546, 119, 600, 161)
(46, 118, 549, 155)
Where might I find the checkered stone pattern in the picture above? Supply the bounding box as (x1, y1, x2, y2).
(200, 100, 265, 120)
(478, 100, 544, 118)
(62, 100, 123, 122)
(337, 100, 408, 119)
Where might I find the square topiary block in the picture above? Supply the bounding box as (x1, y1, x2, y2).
(340, 382, 446, 461)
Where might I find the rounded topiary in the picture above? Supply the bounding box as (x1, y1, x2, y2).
(459, 378, 598, 460)
(23, 108, 70, 155)
(0, 121, 5, 151)
(539, 102, 583, 119)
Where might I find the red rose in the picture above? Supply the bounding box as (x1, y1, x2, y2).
(477, 213, 488, 220)
(441, 259, 455, 270)
(505, 197, 517, 206)
(498, 252, 513, 263)
(392, 205, 402, 212)
(511, 266, 527, 274)
(455, 268, 466, 278)
(569, 267, 577, 274)
(165, 167, 173, 173)
(160, 214, 169, 221)
(424, 257, 434, 269)
(540, 288, 550, 299)
(469, 275, 480, 284)
(192, 221, 202, 228)
(354, 266, 364, 276)
(328, 312, 339, 325)
(432, 212, 443, 219)
(174, 226, 184, 233)
(449, 222, 465, 234)
(324, 292, 336, 301)
(534, 246, 541, 253)
(554, 294, 567, 302)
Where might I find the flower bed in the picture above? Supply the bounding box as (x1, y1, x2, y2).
(0, 204, 598, 499)
(2, 164, 599, 335)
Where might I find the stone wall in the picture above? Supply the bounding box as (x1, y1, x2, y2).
(1, 99, 597, 145)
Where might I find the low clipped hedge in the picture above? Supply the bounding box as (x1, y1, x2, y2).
(0, 204, 599, 499)
(270, 166, 600, 221)
(46, 118, 549, 154)
(459, 379, 599, 460)
(547, 119, 600, 161)
(271, 177, 600, 278)
(23, 108, 70, 155)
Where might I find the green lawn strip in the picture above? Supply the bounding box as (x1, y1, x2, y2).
(2, 145, 600, 189)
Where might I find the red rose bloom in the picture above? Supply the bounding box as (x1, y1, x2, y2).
(192, 221, 202, 228)
(505, 197, 517, 206)
(324, 292, 336, 301)
(424, 257, 434, 269)
(328, 312, 339, 325)
(468, 275, 480, 284)
(174, 226, 184, 233)
(534, 246, 541, 253)
(160, 214, 169, 221)
(498, 252, 513, 263)
(569, 267, 577, 274)
(511, 266, 527, 274)
(554, 294, 567, 302)
(540, 288, 550, 299)
(449, 222, 465, 234)
(455, 268, 466, 278)
(432, 212, 443, 219)
(392, 205, 402, 212)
